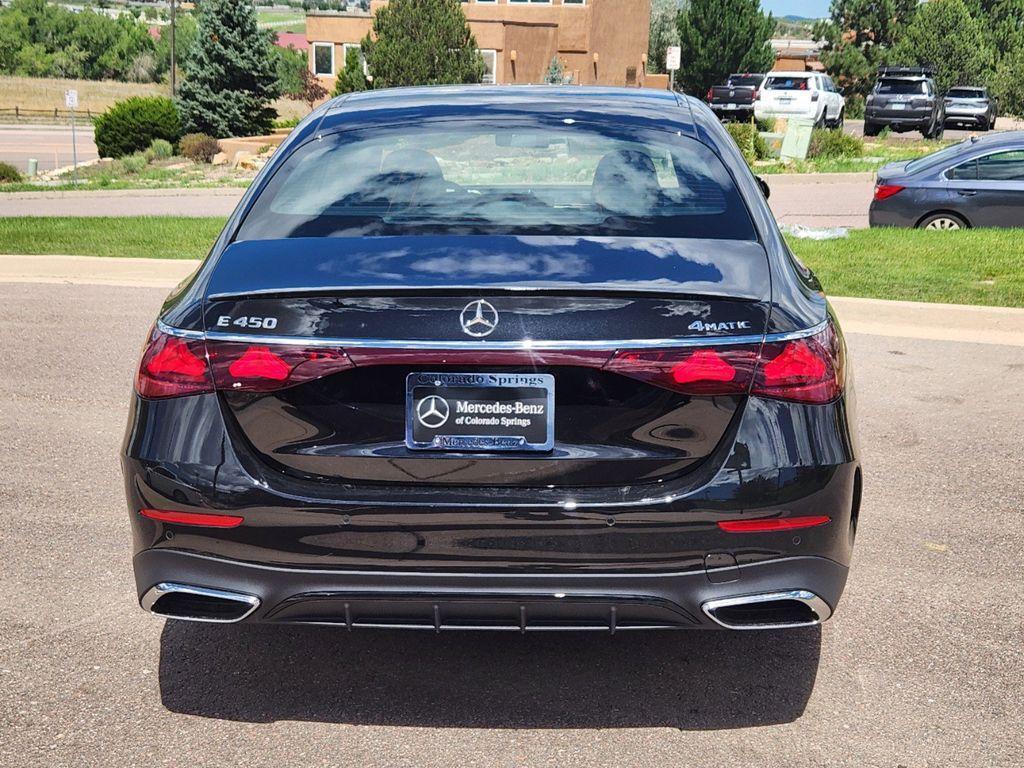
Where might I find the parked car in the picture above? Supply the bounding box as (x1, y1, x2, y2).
(754, 72, 846, 129)
(707, 73, 765, 121)
(870, 131, 1024, 229)
(864, 66, 944, 139)
(124, 86, 860, 633)
(944, 86, 998, 131)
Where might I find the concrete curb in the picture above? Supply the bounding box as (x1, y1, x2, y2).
(2, 255, 1022, 346)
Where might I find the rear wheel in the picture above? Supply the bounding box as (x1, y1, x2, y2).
(918, 212, 967, 231)
(980, 117, 991, 132)
(863, 121, 880, 137)
(831, 108, 845, 131)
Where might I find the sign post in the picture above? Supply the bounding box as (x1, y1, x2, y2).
(65, 89, 79, 185)
(665, 46, 681, 91)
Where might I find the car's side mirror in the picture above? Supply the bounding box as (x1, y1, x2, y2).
(756, 176, 770, 200)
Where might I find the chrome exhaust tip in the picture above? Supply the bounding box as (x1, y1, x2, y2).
(702, 590, 832, 630)
(140, 582, 260, 623)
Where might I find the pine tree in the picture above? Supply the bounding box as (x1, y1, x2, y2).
(333, 46, 370, 96)
(674, 0, 774, 95)
(177, 0, 280, 138)
(361, 0, 484, 88)
(814, 0, 921, 97)
(891, 0, 995, 93)
(543, 56, 566, 85)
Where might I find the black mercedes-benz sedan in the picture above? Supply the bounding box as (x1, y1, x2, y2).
(123, 87, 860, 632)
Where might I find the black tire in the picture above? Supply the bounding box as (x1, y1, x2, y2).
(863, 121, 880, 137)
(917, 212, 968, 231)
(980, 118, 991, 132)
(814, 111, 827, 130)
(832, 108, 845, 132)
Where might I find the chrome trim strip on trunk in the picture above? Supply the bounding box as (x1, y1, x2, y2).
(158, 319, 828, 351)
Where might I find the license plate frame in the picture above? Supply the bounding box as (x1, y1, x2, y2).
(405, 372, 555, 452)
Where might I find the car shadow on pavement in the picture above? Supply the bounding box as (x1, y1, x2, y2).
(158, 622, 820, 729)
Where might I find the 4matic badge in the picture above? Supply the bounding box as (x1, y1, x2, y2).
(688, 320, 752, 333)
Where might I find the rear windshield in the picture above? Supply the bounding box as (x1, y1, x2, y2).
(763, 76, 810, 91)
(904, 139, 973, 174)
(947, 88, 984, 98)
(727, 75, 762, 87)
(876, 79, 927, 95)
(236, 121, 757, 241)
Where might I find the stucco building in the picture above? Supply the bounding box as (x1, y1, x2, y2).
(307, 0, 652, 88)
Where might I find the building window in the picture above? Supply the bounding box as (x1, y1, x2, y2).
(312, 43, 335, 77)
(509, 0, 554, 4)
(562, 0, 586, 4)
(479, 49, 497, 84)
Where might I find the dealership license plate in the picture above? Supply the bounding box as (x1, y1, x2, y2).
(726, 103, 737, 110)
(405, 372, 555, 452)
(891, 103, 906, 110)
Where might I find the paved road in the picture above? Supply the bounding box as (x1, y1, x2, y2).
(0, 280, 1021, 767)
(0, 176, 874, 228)
(0, 124, 98, 173)
(843, 117, 1024, 140)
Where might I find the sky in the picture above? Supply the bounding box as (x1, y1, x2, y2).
(761, 0, 830, 18)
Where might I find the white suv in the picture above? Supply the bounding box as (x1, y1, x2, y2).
(755, 72, 846, 129)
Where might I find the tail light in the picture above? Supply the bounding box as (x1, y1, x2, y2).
(136, 326, 213, 398)
(706, 88, 713, 101)
(752, 89, 760, 101)
(607, 321, 844, 405)
(138, 321, 844, 405)
(135, 326, 354, 398)
(874, 183, 905, 201)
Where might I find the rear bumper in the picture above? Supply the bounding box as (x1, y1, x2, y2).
(134, 548, 849, 631)
(944, 110, 988, 126)
(865, 110, 932, 130)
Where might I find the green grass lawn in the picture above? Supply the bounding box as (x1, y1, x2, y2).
(1, 217, 1022, 307)
(0, 217, 224, 260)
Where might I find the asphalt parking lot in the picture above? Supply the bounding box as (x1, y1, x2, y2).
(1, 281, 1022, 767)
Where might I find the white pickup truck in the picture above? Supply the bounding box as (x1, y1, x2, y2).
(754, 72, 846, 130)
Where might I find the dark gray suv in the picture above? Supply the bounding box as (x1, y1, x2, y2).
(865, 67, 944, 139)
(869, 132, 1024, 229)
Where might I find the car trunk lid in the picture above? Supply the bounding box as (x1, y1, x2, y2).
(203, 236, 770, 487)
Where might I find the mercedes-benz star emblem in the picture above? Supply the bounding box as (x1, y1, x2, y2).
(416, 395, 450, 429)
(460, 299, 499, 338)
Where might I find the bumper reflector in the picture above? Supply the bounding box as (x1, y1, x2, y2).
(140, 509, 244, 528)
(718, 515, 831, 533)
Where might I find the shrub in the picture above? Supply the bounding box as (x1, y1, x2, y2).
(0, 162, 22, 183)
(807, 129, 864, 159)
(94, 97, 182, 159)
(147, 139, 174, 161)
(755, 117, 776, 133)
(179, 133, 221, 163)
(725, 122, 769, 164)
(844, 94, 865, 120)
(121, 152, 149, 174)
